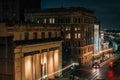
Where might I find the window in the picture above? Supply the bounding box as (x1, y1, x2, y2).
(73, 17, 81, 23)
(75, 27, 77, 31)
(49, 18, 55, 24)
(75, 34, 77, 38)
(66, 33, 71, 39)
(78, 33, 81, 38)
(39, 18, 44, 24)
(73, 18, 77, 23)
(78, 18, 81, 23)
(65, 17, 70, 23)
(44, 18, 47, 23)
(65, 27, 71, 31)
(41, 32, 45, 39)
(55, 32, 57, 37)
(66, 41, 70, 46)
(78, 27, 81, 30)
(33, 32, 37, 39)
(79, 41, 81, 46)
(57, 32, 61, 37)
(25, 32, 29, 40)
(48, 32, 52, 38)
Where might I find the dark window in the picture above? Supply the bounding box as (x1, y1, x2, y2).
(41, 32, 45, 39)
(33, 32, 37, 39)
(55, 32, 57, 37)
(25, 32, 29, 40)
(78, 18, 81, 23)
(73, 18, 77, 23)
(66, 41, 70, 46)
(48, 32, 52, 38)
(65, 17, 71, 23)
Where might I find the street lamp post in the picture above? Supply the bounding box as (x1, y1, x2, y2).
(71, 65, 75, 80)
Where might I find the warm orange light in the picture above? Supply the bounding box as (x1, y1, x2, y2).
(44, 53, 47, 64)
(109, 61, 113, 66)
(25, 56, 32, 80)
(54, 51, 58, 61)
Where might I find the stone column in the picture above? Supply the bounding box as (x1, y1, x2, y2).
(53, 49, 59, 77)
(35, 54, 41, 80)
(43, 52, 47, 79)
(39, 54, 42, 79)
(32, 55, 36, 80)
(40, 54, 44, 79)
(25, 56, 33, 80)
(47, 51, 54, 79)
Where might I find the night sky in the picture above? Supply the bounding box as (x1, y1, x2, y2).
(41, 0, 120, 29)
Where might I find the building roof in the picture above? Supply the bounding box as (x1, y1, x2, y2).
(25, 7, 94, 14)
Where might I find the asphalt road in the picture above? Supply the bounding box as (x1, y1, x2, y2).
(74, 54, 120, 80)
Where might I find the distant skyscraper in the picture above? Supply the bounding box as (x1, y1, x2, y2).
(0, 0, 41, 22)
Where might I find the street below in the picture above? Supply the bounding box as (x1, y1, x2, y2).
(73, 54, 120, 80)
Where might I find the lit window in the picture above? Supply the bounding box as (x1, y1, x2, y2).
(66, 27, 71, 31)
(75, 27, 77, 31)
(69, 27, 71, 30)
(78, 33, 81, 38)
(78, 27, 81, 30)
(66, 27, 69, 31)
(49, 18, 55, 24)
(44, 18, 47, 23)
(66, 33, 71, 39)
(37, 20, 39, 23)
(75, 34, 77, 38)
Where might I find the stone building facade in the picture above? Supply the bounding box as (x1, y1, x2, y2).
(24, 7, 95, 66)
(13, 25, 62, 80)
(0, 23, 62, 80)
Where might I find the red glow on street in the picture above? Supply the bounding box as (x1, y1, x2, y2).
(108, 70, 114, 78)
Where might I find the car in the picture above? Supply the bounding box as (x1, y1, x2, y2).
(92, 62, 100, 69)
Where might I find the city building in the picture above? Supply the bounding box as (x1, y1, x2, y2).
(0, 23, 14, 80)
(0, 23, 62, 80)
(93, 21, 101, 63)
(0, 0, 41, 22)
(99, 31, 113, 63)
(24, 7, 95, 66)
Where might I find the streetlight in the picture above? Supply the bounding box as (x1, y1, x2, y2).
(71, 63, 79, 80)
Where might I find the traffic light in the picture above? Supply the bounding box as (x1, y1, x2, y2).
(109, 61, 113, 67)
(110, 61, 113, 65)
